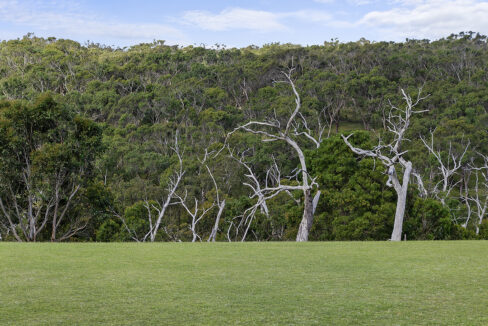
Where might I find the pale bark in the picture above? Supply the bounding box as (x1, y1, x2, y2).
(204, 162, 226, 242)
(147, 165, 183, 242)
(312, 191, 321, 215)
(176, 158, 220, 242)
(296, 189, 314, 242)
(138, 134, 185, 242)
(390, 162, 412, 241)
(228, 148, 271, 240)
(420, 131, 469, 204)
(178, 196, 213, 242)
(0, 197, 22, 242)
(51, 180, 81, 242)
(208, 200, 225, 242)
(343, 88, 428, 241)
(460, 168, 473, 228)
(112, 209, 142, 242)
(226, 221, 234, 242)
(472, 172, 487, 234)
(226, 68, 322, 242)
(466, 156, 488, 233)
(0, 157, 80, 242)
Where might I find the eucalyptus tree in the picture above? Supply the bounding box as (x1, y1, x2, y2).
(207, 165, 226, 242)
(228, 68, 323, 242)
(343, 89, 428, 241)
(175, 150, 225, 242)
(227, 147, 271, 241)
(0, 94, 103, 241)
(465, 154, 488, 234)
(420, 130, 470, 205)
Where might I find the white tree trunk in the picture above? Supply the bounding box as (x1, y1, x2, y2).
(208, 200, 225, 242)
(296, 189, 314, 242)
(312, 191, 321, 215)
(391, 162, 412, 241)
(228, 69, 322, 242)
(343, 88, 428, 242)
(391, 188, 407, 241)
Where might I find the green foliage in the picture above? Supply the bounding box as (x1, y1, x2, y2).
(310, 133, 396, 240)
(404, 198, 453, 240)
(1, 34, 488, 241)
(0, 94, 104, 241)
(122, 201, 159, 241)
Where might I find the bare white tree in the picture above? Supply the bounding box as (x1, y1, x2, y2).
(319, 93, 343, 139)
(227, 148, 319, 241)
(207, 164, 225, 242)
(114, 134, 185, 242)
(175, 149, 225, 242)
(145, 140, 184, 242)
(176, 190, 214, 242)
(459, 167, 473, 228)
(420, 130, 470, 205)
(342, 88, 429, 241)
(228, 148, 271, 241)
(227, 68, 322, 242)
(467, 154, 488, 234)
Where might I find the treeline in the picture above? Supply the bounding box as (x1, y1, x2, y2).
(0, 32, 487, 241)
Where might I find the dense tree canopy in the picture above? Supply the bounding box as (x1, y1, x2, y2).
(0, 32, 487, 241)
(0, 94, 103, 241)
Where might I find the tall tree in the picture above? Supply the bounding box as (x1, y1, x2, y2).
(342, 89, 428, 241)
(228, 68, 322, 242)
(0, 94, 103, 241)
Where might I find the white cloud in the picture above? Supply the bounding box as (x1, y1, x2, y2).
(182, 8, 286, 32)
(0, 0, 188, 45)
(359, 0, 488, 40)
(182, 8, 333, 32)
(285, 10, 332, 22)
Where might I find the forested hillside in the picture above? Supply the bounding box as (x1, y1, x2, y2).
(1, 32, 487, 242)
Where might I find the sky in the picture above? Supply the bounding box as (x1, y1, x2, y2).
(0, 0, 488, 48)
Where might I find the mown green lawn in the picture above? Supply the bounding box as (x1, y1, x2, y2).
(1, 242, 487, 325)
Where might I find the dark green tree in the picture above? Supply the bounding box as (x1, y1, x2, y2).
(0, 94, 103, 241)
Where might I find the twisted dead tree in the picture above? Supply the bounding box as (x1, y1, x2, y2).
(175, 190, 214, 242)
(466, 154, 488, 234)
(145, 138, 184, 242)
(227, 148, 271, 241)
(207, 165, 226, 242)
(460, 166, 473, 228)
(228, 148, 319, 241)
(114, 134, 184, 242)
(175, 148, 225, 242)
(175, 152, 213, 242)
(420, 130, 470, 205)
(342, 88, 429, 241)
(227, 68, 322, 241)
(188, 148, 227, 243)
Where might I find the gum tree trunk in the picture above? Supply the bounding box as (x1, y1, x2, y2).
(391, 162, 412, 241)
(296, 189, 314, 242)
(391, 187, 408, 241)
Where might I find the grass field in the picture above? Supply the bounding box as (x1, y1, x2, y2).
(1, 242, 487, 325)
